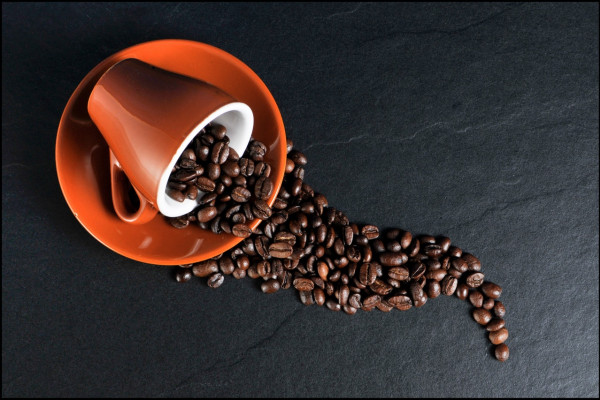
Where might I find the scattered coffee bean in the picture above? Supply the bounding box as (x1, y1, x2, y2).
(495, 343, 510, 362)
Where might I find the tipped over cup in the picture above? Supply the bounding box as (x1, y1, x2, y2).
(87, 58, 254, 224)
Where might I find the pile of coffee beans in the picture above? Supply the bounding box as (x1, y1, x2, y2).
(167, 126, 509, 362)
(165, 123, 274, 234)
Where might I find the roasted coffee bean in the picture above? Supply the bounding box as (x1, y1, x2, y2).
(469, 291, 484, 308)
(197, 206, 218, 223)
(409, 281, 425, 302)
(359, 263, 378, 285)
(192, 260, 219, 278)
(293, 277, 314, 291)
(361, 225, 379, 240)
(174, 267, 192, 283)
(481, 282, 502, 299)
(419, 235, 436, 244)
(231, 186, 251, 202)
(211, 141, 230, 164)
(206, 163, 220, 180)
(252, 199, 272, 220)
(168, 181, 187, 191)
(167, 188, 186, 202)
(169, 215, 189, 228)
(348, 293, 362, 309)
(455, 283, 469, 300)
(451, 257, 468, 273)
(493, 301, 506, 318)
(462, 252, 482, 271)
(495, 343, 509, 362)
(440, 275, 458, 296)
(195, 177, 216, 192)
(426, 280, 441, 299)
(473, 308, 493, 325)
(408, 260, 426, 280)
(465, 272, 485, 288)
(288, 150, 307, 166)
(486, 318, 506, 332)
(338, 284, 350, 306)
(313, 288, 326, 306)
(362, 294, 382, 309)
(254, 161, 271, 177)
(326, 299, 341, 312)
(379, 252, 405, 267)
(422, 243, 443, 258)
(369, 279, 393, 296)
(269, 242, 293, 258)
(248, 140, 267, 161)
(425, 268, 446, 281)
(437, 236, 451, 253)
(489, 328, 509, 345)
(254, 176, 274, 200)
(239, 158, 255, 176)
(262, 279, 281, 294)
(398, 231, 412, 249)
(387, 295, 413, 311)
(173, 168, 197, 182)
(219, 257, 235, 275)
(232, 223, 252, 238)
(232, 267, 246, 279)
(346, 246, 361, 263)
(185, 185, 199, 200)
(483, 297, 495, 310)
(254, 236, 270, 259)
(285, 158, 295, 173)
(207, 272, 224, 288)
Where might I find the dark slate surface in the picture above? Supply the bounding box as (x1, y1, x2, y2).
(2, 3, 598, 397)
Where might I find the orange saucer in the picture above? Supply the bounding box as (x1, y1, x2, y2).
(56, 40, 286, 265)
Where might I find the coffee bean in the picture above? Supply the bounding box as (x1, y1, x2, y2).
(252, 199, 272, 220)
(426, 280, 441, 299)
(169, 216, 189, 228)
(168, 181, 187, 191)
(197, 206, 218, 223)
(207, 272, 224, 288)
(482, 297, 495, 310)
(359, 263, 378, 285)
(362, 294, 382, 309)
(313, 288, 326, 306)
(195, 176, 216, 192)
(249, 140, 267, 161)
(473, 308, 492, 325)
(231, 186, 251, 202)
(425, 268, 446, 281)
(465, 272, 485, 288)
(326, 299, 341, 312)
(289, 150, 307, 166)
(489, 328, 509, 345)
(232, 267, 246, 279)
(232, 223, 252, 238)
(293, 277, 314, 291)
(192, 260, 219, 278)
(379, 252, 405, 267)
(174, 267, 192, 282)
(486, 318, 505, 332)
(361, 225, 379, 240)
(387, 266, 409, 281)
(481, 282, 502, 299)
(269, 242, 293, 258)
(437, 236, 451, 252)
(219, 257, 235, 275)
(462, 253, 482, 271)
(440, 275, 458, 296)
(469, 291, 484, 308)
(493, 301, 506, 318)
(387, 295, 412, 311)
(369, 279, 393, 296)
(167, 188, 186, 202)
(254, 176, 274, 200)
(495, 343, 509, 362)
(422, 243, 443, 258)
(455, 283, 469, 300)
(408, 260, 426, 280)
(451, 257, 468, 273)
(211, 141, 230, 164)
(239, 158, 255, 176)
(262, 279, 281, 294)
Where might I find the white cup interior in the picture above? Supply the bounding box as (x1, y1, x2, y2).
(156, 102, 253, 217)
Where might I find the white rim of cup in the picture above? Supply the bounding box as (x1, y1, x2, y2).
(156, 102, 254, 217)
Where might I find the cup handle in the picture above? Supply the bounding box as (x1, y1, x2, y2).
(109, 150, 158, 224)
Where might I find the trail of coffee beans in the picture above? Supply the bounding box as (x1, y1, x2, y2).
(166, 124, 509, 362)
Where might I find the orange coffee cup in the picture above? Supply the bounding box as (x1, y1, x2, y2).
(87, 58, 254, 224)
